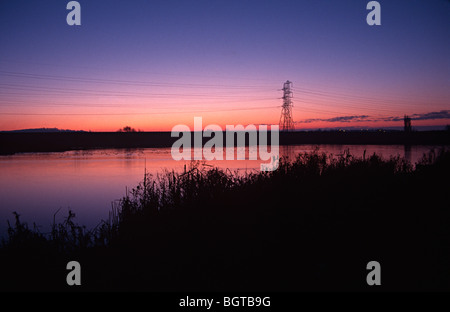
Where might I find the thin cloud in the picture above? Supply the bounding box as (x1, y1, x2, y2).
(296, 115, 371, 124)
(411, 110, 450, 121)
(382, 110, 450, 122)
(296, 110, 450, 124)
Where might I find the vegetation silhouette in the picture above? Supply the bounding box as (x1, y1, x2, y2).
(1, 149, 449, 291)
(117, 126, 138, 132)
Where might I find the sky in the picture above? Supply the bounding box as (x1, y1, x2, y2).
(0, 0, 449, 131)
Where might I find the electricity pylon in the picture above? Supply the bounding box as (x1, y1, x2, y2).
(279, 80, 294, 131)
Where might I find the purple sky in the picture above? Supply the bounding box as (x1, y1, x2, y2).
(0, 0, 449, 131)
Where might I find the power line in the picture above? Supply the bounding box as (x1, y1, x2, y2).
(0, 59, 281, 84)
(0, 85, 277, 100)
(0, 105, 280, 116)
(0, 70, 276, 90)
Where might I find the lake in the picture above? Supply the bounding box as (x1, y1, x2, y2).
(0, 144, 445, 238)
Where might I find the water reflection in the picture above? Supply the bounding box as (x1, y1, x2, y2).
(404, 145, 412, 164)
(280, 145, 295, 161)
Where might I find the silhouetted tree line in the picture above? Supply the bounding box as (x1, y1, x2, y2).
(117, 126, 139, 132)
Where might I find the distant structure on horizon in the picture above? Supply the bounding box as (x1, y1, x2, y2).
(279, 80, 295, 131)
(404, 115, 412, 132)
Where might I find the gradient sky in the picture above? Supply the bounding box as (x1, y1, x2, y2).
(0, 0, 449, 131)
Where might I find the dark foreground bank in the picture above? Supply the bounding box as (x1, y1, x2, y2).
(1, 130, 449, 154)
(0, 149, 449, 291)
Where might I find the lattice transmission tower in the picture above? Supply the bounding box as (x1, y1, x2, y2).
(279, 80, 294, 131)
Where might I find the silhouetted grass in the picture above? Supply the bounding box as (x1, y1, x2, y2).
(1, 149, 449, 291)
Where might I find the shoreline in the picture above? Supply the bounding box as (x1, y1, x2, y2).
(1, 130, 449, 155)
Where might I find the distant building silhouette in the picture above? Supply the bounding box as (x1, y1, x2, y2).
(404, 115, 412, 132)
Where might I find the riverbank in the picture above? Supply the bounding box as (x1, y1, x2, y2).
(1, 130, 449, 155)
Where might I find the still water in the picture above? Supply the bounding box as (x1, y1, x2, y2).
(0, 145, 443, 237)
